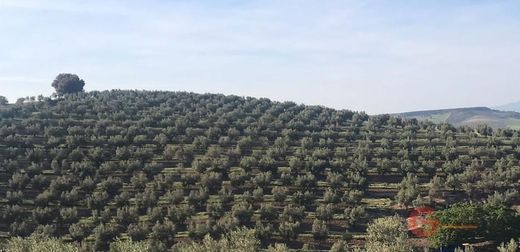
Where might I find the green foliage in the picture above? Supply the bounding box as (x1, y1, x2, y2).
(429, 202, 520, 248)
(344, 205, 367, 227)
(265, 243, 290, 252)
(395, 173, 420, 207)
(311, 219, 329, 240)
(481, 203, 520, 242)
(365, 216, 410, 252)
(109, 238, 151, 252)
(51, 73, 85, 95)
(330, 240, 350, 252)
(278, 221, 301, 240)
(3, 89, 520, 250)
(497, 238, 520, 252)
(316, 203, 333, 221)
(127, 222, 150, 241)
(454, 246, 475, 252)
(3, 235, 79, 252)
(173, 227, 259, 252)
(0, 95, 8, 105)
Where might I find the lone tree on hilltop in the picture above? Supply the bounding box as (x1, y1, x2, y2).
(0, 95, 8, 105)
(51, 73, 85, 95)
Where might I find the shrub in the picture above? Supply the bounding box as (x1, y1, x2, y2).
(93, 223, 119, 251)
(147, 207, 165, 224)
(200, 172, 222, 191)
(231, 201, 253, 224)
(9, 173, 29, 190)
(281, 204, 305, 222)
(9, 221, 36, 237)
(395, 173, 420, 207)
(218, 187, 234, 204)
(127, 222, 150, 241)
(253, 171, 272, 188)
(215, 213, 239, 235)
(115, 207, 139, 226)
(330, 240, 350, 252)
(323, 188, 340, 204)
(60, 207, 78, 224)
(344, 206, 367, 227)
(33, 224, 56, 238)
(294, 173, 317, 190)
(168, 205, 193, 223)
(272, 186, 288, 203)
(292, 190, 314, 207)
(316, 204, 333, 221)
(69, 223, 89, 241)
(98, 176, 123, 196)
(229, 168, 248, 187)
(312, 219, 329, 240)
(32, 207, 54, 225)
(260, 203, 277, 221)
(60, 188, 80, 206)
(255, 221, 274, 241)
(497, 239, 519, 252)
(186, 188, 209, 209)
(114, 191, 131, 207)
(6, 190, 24, 204)
(278, 221, 301, 240)
(206, 201, 224, 219)
(150, 220, 176, 244)
(164, 189, 185, 205)
(2, 205, 23, 224)
(187, 218, 210, 240)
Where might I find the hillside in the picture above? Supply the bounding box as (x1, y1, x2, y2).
(395, 107, 520, 129)
(1, 90, 520, 251)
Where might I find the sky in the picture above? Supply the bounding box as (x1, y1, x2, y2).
(0, 0, 519, 114)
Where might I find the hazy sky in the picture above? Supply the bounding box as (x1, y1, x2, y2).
(1, 0, 519, 114)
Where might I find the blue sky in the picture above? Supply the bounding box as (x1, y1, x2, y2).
(1, 0, 519, 114)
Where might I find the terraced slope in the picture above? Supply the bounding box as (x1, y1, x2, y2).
(1, 90, 519, 250)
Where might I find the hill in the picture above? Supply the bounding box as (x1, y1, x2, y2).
(494, 101, 520, 113)
(395, 107, 520, 129)
(1, 90, 520, 251)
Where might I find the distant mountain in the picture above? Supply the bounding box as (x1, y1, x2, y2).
(494, 101, 520, 113)
(395, 107, 520, 129)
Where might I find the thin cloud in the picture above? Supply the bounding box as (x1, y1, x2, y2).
(0, 0, 136, 15)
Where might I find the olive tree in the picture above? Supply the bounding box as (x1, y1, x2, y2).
(365, 215, 410, 252)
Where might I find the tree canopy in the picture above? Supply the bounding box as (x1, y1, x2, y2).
(429, 202, 520, 248)
(0, 95, 8, 105)
(51, 73, 85, 95)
